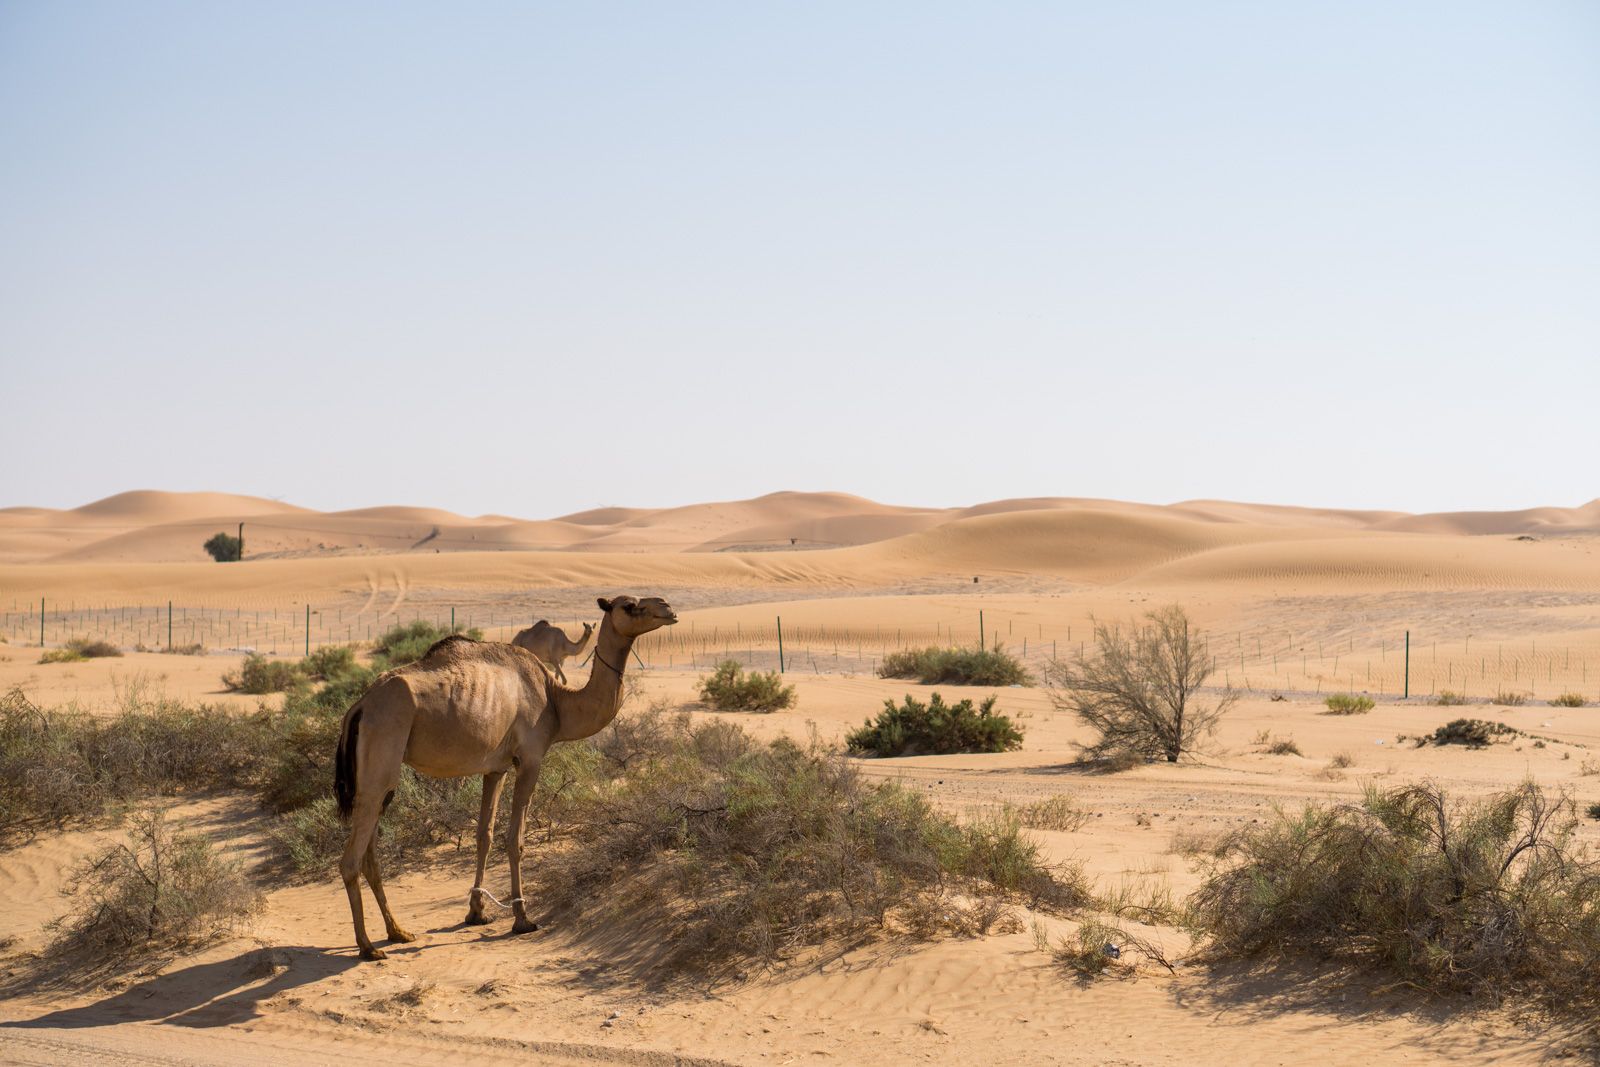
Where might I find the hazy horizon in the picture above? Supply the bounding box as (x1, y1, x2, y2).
(4, 3, 1596, 517)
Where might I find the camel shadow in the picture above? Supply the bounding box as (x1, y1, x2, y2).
(2, 944, 357, 1030)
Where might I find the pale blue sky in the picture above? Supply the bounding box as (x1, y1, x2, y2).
(3, 2, 1596, 517)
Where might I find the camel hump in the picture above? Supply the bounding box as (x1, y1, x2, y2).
(422, 633, 479, 659)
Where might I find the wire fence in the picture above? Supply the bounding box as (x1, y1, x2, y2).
(8, 597, 1599, 705)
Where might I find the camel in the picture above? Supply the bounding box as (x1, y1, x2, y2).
(333, 594, 676, 960)
(509, 619, 594, 684)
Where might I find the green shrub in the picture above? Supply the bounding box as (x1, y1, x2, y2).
(202, 532, 242, 562)
(1187, 781, 1600, 1009)
(303, 644, 359, 681)
(372, 620, 483, 670)
(697, 660, 796, 712)
(1433, 690, 1470, 706)
(48, 806, 259, 958)
(847, 692, 1022, 757)
(1425, 718, 1518, 748)
(1551, 692, 1587, 708)
(1323, 693, 1374, 715)
(222, 653, 305, 694)
(878, 645, 1031, 686)
(1588, 803, 1600, 821)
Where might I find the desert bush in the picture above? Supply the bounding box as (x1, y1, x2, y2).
(371, 620, 483, 670)
(1186, 781, 1600, 1008)
(878, 645, 1031, 687)
(38, 648, 84, 664)
(531, 712, 1083, 971)
(0, 688, 274, 834)
(1425, 718, 1518, 748)
(1433, 690, 1470, 706)
(1044, 606, 1235, 764)
(847, 692, 1022, 757)
(222, 653, 305, 694)
(1328, 751, 1355, 769)
(202, 531, 242, 562)
(1323, 693, 1374, 715)
(697, 660, 796, 712)
(303, 644, 359, 681)
(42, 638, 123, 663)
(48, 806, 259, 958)
(1493, 691, 1528, 707)
(1265, 738, 1302, 757)
(1551, 692, 1587, 708)
(1588, 803, 1600, 821)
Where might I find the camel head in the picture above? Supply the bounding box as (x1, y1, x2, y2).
(596, 595, 677, 638)
(580, 621, 594, 639)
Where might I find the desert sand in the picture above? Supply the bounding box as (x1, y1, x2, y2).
(3, 489, 1599, 1065)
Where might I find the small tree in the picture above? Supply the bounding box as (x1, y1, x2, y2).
(203, 531, 242, 562)
(1044, 605, 1234, 764)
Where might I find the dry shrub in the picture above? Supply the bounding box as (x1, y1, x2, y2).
(38, 648, 84, 664)
(697, 660, 795, 712)
(1323, 693, 1374, 715)
(533, 711, 1085, 971)
(1264, 737, 1302, 757)
(1186, 781, 1600, 1009)
(1434, 690, 1471, 706)
(1328, 751, 1356, 769)
(1493, 691, 1529, 707)
(847, 692, 1022, 757)
(48, 807, 259, 959)
(1550, 693, 1587, 708)
(0, 688, 273, 834)
(878, 645, 1031, 687)
(1045, 606, 1234, 764)
(1047, 917, 1174, 978)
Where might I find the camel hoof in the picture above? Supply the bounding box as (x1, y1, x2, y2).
(464, 912, 492, 926)
(359, 946, 388, 961)
(512, 917, 539, 935)
(387, 928, 416, 944)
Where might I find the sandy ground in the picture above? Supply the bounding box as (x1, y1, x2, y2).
(3, 490, 1600, 1064)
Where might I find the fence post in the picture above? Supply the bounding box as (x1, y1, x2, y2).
(167, 600, 172, 650)
(40, 597, 45, 647)
(451, 606, 456, 633)
(305, 604, 311, 656)
(979, 610, 985, 650)
(1404, 630, 1410, 700)
(776, 616, 785, 673)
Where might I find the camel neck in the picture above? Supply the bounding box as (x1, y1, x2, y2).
(551, 621, 631, 741)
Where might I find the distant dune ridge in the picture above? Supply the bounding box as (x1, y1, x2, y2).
(2, 488, 1598, 604)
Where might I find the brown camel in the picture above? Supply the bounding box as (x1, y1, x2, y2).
(509, 619, 594, 684)
(333, 594, 676, 960)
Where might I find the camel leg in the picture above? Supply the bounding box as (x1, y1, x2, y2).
(340, 720, 408, 962)
(554, 664, 567, 685)
(363, 843, 414, 944)
(465, 770, 507, 925)
(506, 759, 542, 935)
(340, 796, 388, 960)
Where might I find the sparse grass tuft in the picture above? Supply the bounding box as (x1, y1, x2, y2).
(696, 660, 796, 712)
(1016, 795, 1089, 833)
(1433, 690, 1471, 706)
(878, 645, 1031, 687)
(847, 692, 1022, 757)
(1265, 738, 1303, 757)
(1328, 751, 1356, 769)
(1493, 691, 1528, 707)
(1323, 693, 1374, 715)
(1550, 692, 1587, 708)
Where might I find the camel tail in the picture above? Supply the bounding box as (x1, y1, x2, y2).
(335, 705, 363, 820)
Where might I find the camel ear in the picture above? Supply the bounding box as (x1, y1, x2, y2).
(596, 597, 613, 613)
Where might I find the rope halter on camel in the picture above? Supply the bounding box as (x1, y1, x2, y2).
(469, 886, 525, 909)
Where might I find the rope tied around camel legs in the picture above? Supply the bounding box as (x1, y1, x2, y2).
(469, 886, 525, 909)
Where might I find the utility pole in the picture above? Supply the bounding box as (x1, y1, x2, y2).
(238, 522, 244, 561)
